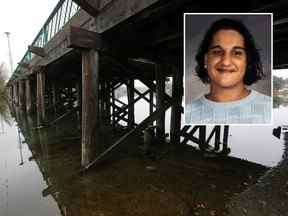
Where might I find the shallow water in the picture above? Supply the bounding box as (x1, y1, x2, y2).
(0, 120, 61, 216)
(0, 99, 287, 215)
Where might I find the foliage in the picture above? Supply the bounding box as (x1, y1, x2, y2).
(0, 63, 11, 124)
(273, 76, 286, 90)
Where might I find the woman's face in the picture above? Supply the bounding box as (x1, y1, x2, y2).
(204, 29, 247, 89)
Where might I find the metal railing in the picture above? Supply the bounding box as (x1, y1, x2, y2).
(14, 0, 80, 74)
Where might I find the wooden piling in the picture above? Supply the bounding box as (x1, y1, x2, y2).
(25, 78, 32, 114)
(19, 79, 26, 110)
(104, 79, 110, 124)
(81, 49, 100, 167)
(155, 64, 165, 140)
(36, 70, 46, 125)
(12, 83, 17, 105)
(170, 67, 183, 145)
(51, 83, 57, 113)
(149, 90, 153, 125)
(111, 82, 116, 127)
(75, 80, 82, 127)
(15, 82, 19, 106)
(127, 79, 135, 128)
(223, 125, 229, 153)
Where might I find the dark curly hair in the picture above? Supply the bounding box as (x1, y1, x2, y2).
(195, 18, 263, 85)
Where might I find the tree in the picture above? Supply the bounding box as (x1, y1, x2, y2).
(273, 76, 285, 90)
(0, 63, 11, 124)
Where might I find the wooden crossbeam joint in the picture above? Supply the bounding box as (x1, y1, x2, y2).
(17, 62, 31, 70)
(28, 46, 46, 57)
(72, 0, 99, 17)
(68, 26, 106, 51)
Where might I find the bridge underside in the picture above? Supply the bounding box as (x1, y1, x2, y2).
(7, 0, 288, 169)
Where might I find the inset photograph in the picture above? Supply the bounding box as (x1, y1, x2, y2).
(184, 13, 272, 125)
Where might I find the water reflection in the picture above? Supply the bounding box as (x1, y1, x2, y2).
(1, 90, 288, 215)
(0, 110, 61, 216)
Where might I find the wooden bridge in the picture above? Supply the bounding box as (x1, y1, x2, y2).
(6, 0, 288, 169)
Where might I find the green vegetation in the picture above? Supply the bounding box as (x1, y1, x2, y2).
(0, 63, 11, 124)
(273, 76, 286, 91)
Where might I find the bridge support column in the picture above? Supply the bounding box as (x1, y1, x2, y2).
(12, 83, 16, 105)
(170, 67, 183, 145)
(149, 90, 153, 124)
(81, 49, 100, 167)
(15, 82, 20, 107)
(36, 70, 46, 125)
(25, 78, 32, 114)
(75, 80, 82, 128)
(19, 79, 26, 111)
(127, 79, 135, 129)
(104, 79, 111, 124)
(156, 64, 165, 140)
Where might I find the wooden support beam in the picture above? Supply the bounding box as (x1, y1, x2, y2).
(75, 80, 82, 127)
(181, 126, 202, 144)
(71, 0, 99, 17)
(155, 64, 165, 140)
(170, 66, 183, 145)
(19, 80, 26, 110)
(133, 87, 156, 108)
(36, 70, 46, 125)
(149, 90, 154, 125)
(111, 83, 116, 127)
(28, 45, 46, 57)
(127, 79, 135, 128)
(114, 97, 126, 106)
(205, 126, 221, 151)
(82, 100, 172, 171)
(51, 83, 57, 114)
(112, 82, 125, 91)
(68, 26, 105, 50)
(81, 49, 100, 167)
(25, 79, 32, 114)
(12, 83, 17, 105)
(114, 89, 150, 117)
(104, 79, 111, 124)
(222, 125, 230, 154)
(18, 62, 31, 70)
(16, 82, 20, 106)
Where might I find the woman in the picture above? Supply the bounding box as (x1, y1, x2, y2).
(185, 18, 271, 124)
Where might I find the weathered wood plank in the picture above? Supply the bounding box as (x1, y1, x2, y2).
(28, 46, 46, 57)
(18, 62, 31, 70)
(67, 26, 106, 50)
(19, 79, 26, 110)
(127, 79, 135, 128)
(81, 49, 100, 167)
(95, 0, 160, 32)
(25, 79, 32, 114)
(170, 66, 183, 145)
(36, 70, 46, 125)
(155, 64, 165, 140)
(72, 0, 99, 16)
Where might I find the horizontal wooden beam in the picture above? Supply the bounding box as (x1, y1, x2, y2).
(17, 62, 31, 70)
(28, 46, 46, 57)
(72, 0, 99, 17)
(67, 26, 106, 50)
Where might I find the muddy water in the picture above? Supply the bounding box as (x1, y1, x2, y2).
(0, 100, 287, 215)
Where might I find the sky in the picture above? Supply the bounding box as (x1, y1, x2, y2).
(274, 69, 288, 79)
(0, 0, 58, 78)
